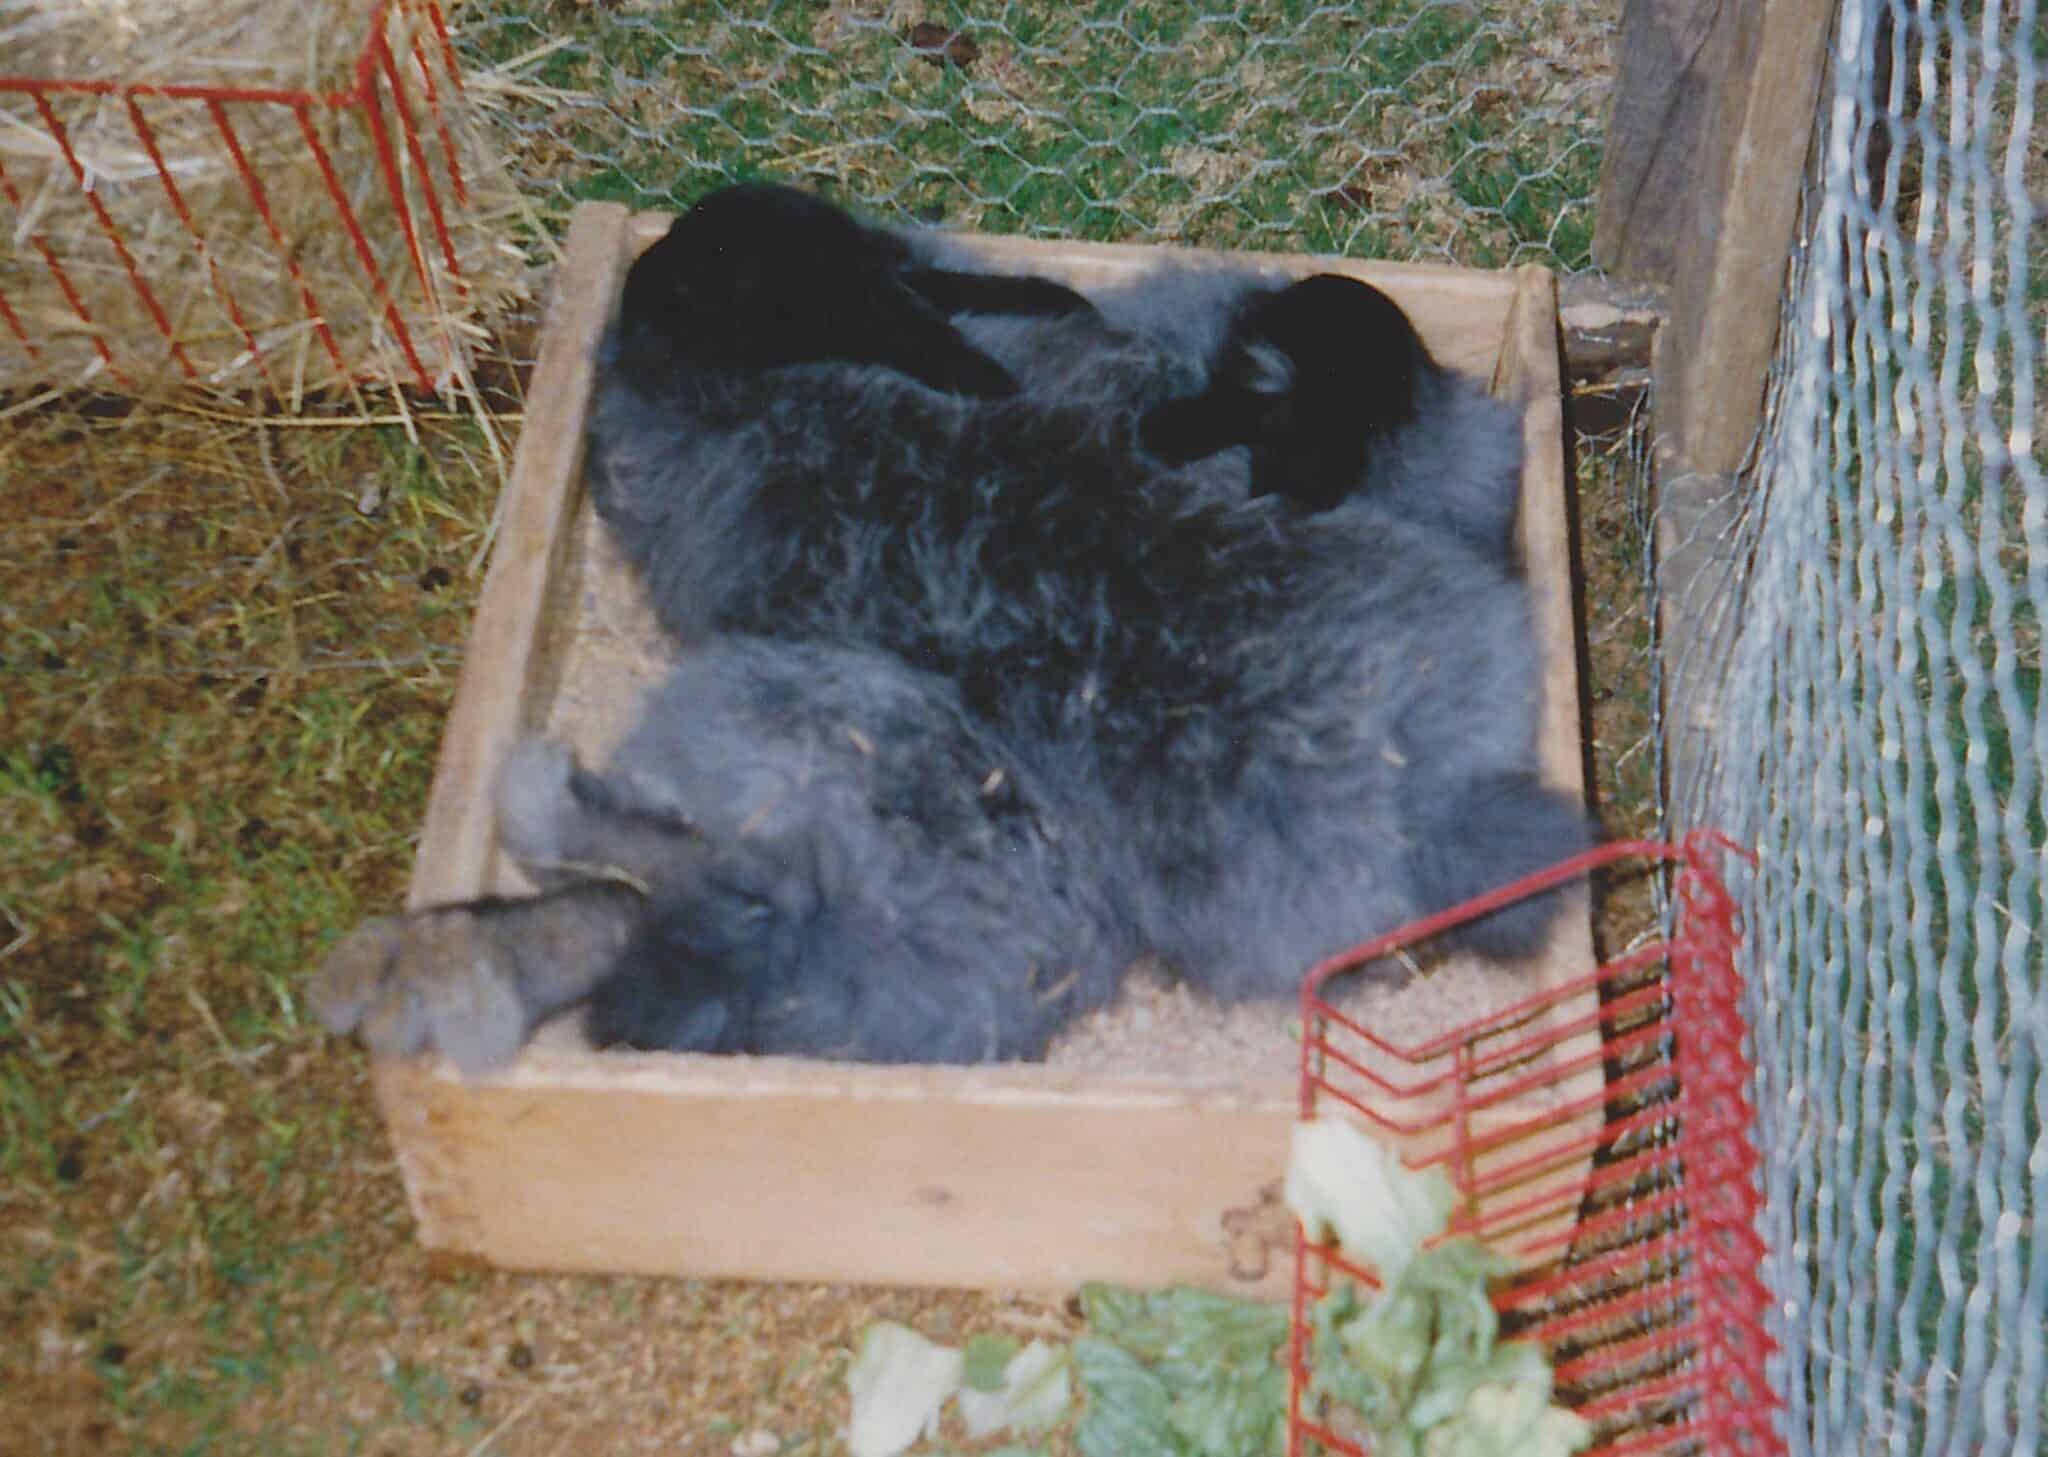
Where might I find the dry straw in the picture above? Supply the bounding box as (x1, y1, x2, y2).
(0, 0, 540, 407)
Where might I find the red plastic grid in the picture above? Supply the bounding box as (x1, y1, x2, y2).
(1286, 832, 1782, 1457)
(0, 0, 466, 396)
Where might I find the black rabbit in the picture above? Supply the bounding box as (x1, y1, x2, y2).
(313, 183, 1596, 1073)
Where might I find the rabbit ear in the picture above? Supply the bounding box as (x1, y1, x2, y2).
(854, 280, 1023, 397)
(901, 267, 1099, 321)
(614, 183, 1026, 397)
(1134, 272, 1439, 512)
(1138, 386, 1270, 466)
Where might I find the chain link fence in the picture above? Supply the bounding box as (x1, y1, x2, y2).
(458, 0, 1614, 270)
(1658, 1, 2044, 1452)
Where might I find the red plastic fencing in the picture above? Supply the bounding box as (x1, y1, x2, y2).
(1288, 832, 1781, 1457)
(0, 0, 468, 397)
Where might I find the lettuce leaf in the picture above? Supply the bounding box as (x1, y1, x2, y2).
(1072, 1336, 1180, 1457)
(956, 1339, 1071, 1438)
(845, 1322, 964, 1457)
(1286, 1119, 1592, 1457)
(846, 1117, 1589, 1457)
(1284, 1117, 1456, 1282)
(1078, 1283, 1289, 1457)
(961, 1334, 1020, 1394)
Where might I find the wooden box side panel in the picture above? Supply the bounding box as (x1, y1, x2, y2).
(1496, 267, 1598, 1012)
(378, 202, 637, 1253)
(379, 1056, 1299, 1294)
(375, 205, 1599, 1291)
(1496, 266, 1586, 812)
(1479, 267, 1603, 1234)
(407, 202, 637, 912)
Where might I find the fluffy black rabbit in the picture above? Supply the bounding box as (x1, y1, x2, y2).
(312, 183, 1596, 1074)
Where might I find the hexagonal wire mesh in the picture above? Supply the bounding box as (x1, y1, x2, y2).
(456, 0, 1613, 267)
(1654, 1, 2045, 1453)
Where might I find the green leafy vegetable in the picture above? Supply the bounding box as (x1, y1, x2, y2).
(962, 1334, 1021, 1394)
(957, 1339, 1071, 1438)
(1285, 1118, 1593, 1457)
(845, 1322, 964, 1457)
(1080, 1283, 1291, 1372)
(1429, 1372, 1592, 1457)
(1076, 1284, 1289, 1457)
(1073, 1336, 1181, 1457)
(844, 1118, 1591, 1457)
(1285, 1117, 1457, 1283)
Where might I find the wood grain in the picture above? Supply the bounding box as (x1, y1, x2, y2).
(1656, 0, 1836, 476)
(1650, 0, 1834, 816)
(1594, 0, 1724, 284)
(405, 201, 636, 911)
(378, 1052, 1302, 1292)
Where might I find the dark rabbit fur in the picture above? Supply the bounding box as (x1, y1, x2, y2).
(311, 182, 1597, 1073)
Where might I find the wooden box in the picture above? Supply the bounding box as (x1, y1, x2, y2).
(367, 201, 1598, 1296)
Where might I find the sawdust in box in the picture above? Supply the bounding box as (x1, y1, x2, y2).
(366, 202, 1601, 1298)
(528, 509, 1567, 1078)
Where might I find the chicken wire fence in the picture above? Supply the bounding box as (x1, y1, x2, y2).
(455, 0, 1612, 270)
(1650, 1, 2045, 1454)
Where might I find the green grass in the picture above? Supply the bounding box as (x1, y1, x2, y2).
(459, 0, 1609, 268)
(0, 407, 503, 1450)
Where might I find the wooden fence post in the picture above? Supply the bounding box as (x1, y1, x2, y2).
(1596, 0, 1839, 819)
